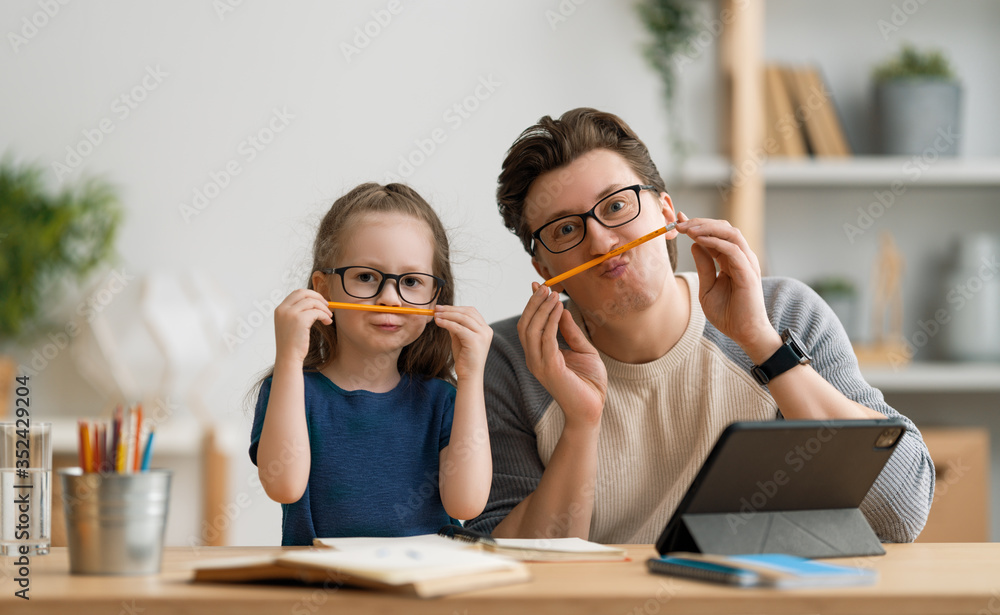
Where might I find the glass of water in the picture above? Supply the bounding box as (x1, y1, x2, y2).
(1, 422, 52, 556)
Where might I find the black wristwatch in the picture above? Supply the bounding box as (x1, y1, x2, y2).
(751, 329, 812, 385)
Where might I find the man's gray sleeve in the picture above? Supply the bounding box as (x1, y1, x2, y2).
(765, 277, 936, 542)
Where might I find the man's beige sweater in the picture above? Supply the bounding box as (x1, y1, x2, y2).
(468, 273, 934, 544)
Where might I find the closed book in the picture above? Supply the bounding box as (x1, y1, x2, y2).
(783, 66, 850, 157)
(800, 67, 851, 157)
(764, 64, 807, 158)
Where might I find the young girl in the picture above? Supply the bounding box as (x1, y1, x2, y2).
(249, 183, 493, 545)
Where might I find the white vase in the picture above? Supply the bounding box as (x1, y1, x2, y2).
(940, 234, 1000, 362)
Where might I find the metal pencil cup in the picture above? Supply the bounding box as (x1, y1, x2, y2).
(58, 468, 171, 575)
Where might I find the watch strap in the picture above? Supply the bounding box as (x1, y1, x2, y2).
(751, 344, 803, 385)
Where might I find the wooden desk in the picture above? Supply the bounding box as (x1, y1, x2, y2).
(2, 544, 999, 615)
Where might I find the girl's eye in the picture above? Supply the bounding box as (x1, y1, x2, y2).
(355, 272, 377, 283)
(401, 276, 423, 288)
(608, 200, 625, 213)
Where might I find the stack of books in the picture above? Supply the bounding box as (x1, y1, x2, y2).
(764, 63, 851, 158)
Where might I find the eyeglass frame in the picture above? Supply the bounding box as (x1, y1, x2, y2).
(529, 184, 661, 255)
(319, 266, 446, 305)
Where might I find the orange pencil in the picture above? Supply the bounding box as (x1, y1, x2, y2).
(328, 302, 435, 316)
(80, 420, 94, 473)
(77, 420, 87, 471)
(544, 223, 676, 288)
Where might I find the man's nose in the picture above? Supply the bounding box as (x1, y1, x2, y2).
(585, 216, 618, 255)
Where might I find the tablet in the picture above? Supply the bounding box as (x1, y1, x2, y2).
(654, 419, 906, 557)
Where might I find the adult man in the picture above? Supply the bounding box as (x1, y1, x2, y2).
(466, 108, 933, 544)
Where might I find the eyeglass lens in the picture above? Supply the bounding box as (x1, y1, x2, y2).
(340, 266, 439, 305)
(537, 187, 641, 253)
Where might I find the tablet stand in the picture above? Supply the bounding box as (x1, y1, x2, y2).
(670, 508, 885, 558)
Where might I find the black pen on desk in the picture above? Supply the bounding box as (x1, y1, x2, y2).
(437, 524, 497, 546)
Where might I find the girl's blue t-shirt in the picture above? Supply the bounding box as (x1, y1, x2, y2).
(249, 371, 456, 546)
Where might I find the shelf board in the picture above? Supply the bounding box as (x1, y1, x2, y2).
(678, 155, 1000, 188)
(861, 361, 1000, 393)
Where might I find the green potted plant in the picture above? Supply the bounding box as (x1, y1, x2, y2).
(873, 43, 962, 156)
(635, 0, 700, 161)
(810, 276, 858, 341)
(0, 157, 122, 414)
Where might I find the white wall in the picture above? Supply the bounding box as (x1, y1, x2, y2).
(1, 0, 716, 546)
(2, 1, 997, 545)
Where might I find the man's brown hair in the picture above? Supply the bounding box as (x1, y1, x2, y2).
(496, 107, 677, 270)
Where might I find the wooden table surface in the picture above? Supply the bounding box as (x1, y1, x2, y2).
(2, 543, 999, 614)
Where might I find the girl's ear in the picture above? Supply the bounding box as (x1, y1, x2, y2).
(311, 270, 329, 296)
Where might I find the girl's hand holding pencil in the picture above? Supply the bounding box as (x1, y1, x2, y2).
(273, 289, 334, 366)
(274, 289, 439, 367)
(433, 306, 493, 381)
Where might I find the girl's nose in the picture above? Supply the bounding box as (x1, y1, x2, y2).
(376, 280, 404, 306)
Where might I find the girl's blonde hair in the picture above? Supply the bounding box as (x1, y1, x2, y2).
(249, 183, 455, 405)
(304, 182, 455, 383)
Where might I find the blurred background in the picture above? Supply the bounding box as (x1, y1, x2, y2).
(1, 0, 998, 546)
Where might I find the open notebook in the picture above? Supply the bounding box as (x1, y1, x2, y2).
(314, 531, 628, 562)
(191, 541, 531, 598)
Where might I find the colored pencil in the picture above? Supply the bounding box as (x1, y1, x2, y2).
(81, 421, 94, 473)
(140, 430, 155, 471)
(133, 404, 143, 473)
(111, 408, 121, 474)
(116, 439, 127, 474)
(543, 223, 677, 288)
(328, 302, 435, 316)
(77, 420, 87, 471)
(95, 422, 104, 473)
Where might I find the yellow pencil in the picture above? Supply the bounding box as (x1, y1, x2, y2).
(544, 223, 677, 287)
(116, 441, 127, 474)
(328, 302, 435, 316)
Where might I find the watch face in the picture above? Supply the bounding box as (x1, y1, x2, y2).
(781, 329, 812, 364)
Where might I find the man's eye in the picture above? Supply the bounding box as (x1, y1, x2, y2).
(556, 222, 577, 237)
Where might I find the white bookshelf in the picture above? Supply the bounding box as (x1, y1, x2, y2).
(678, 155, 1000, 188)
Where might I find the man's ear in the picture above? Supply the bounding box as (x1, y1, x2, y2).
(658, 192, 680, 239)
(531, 257, 565, 294)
